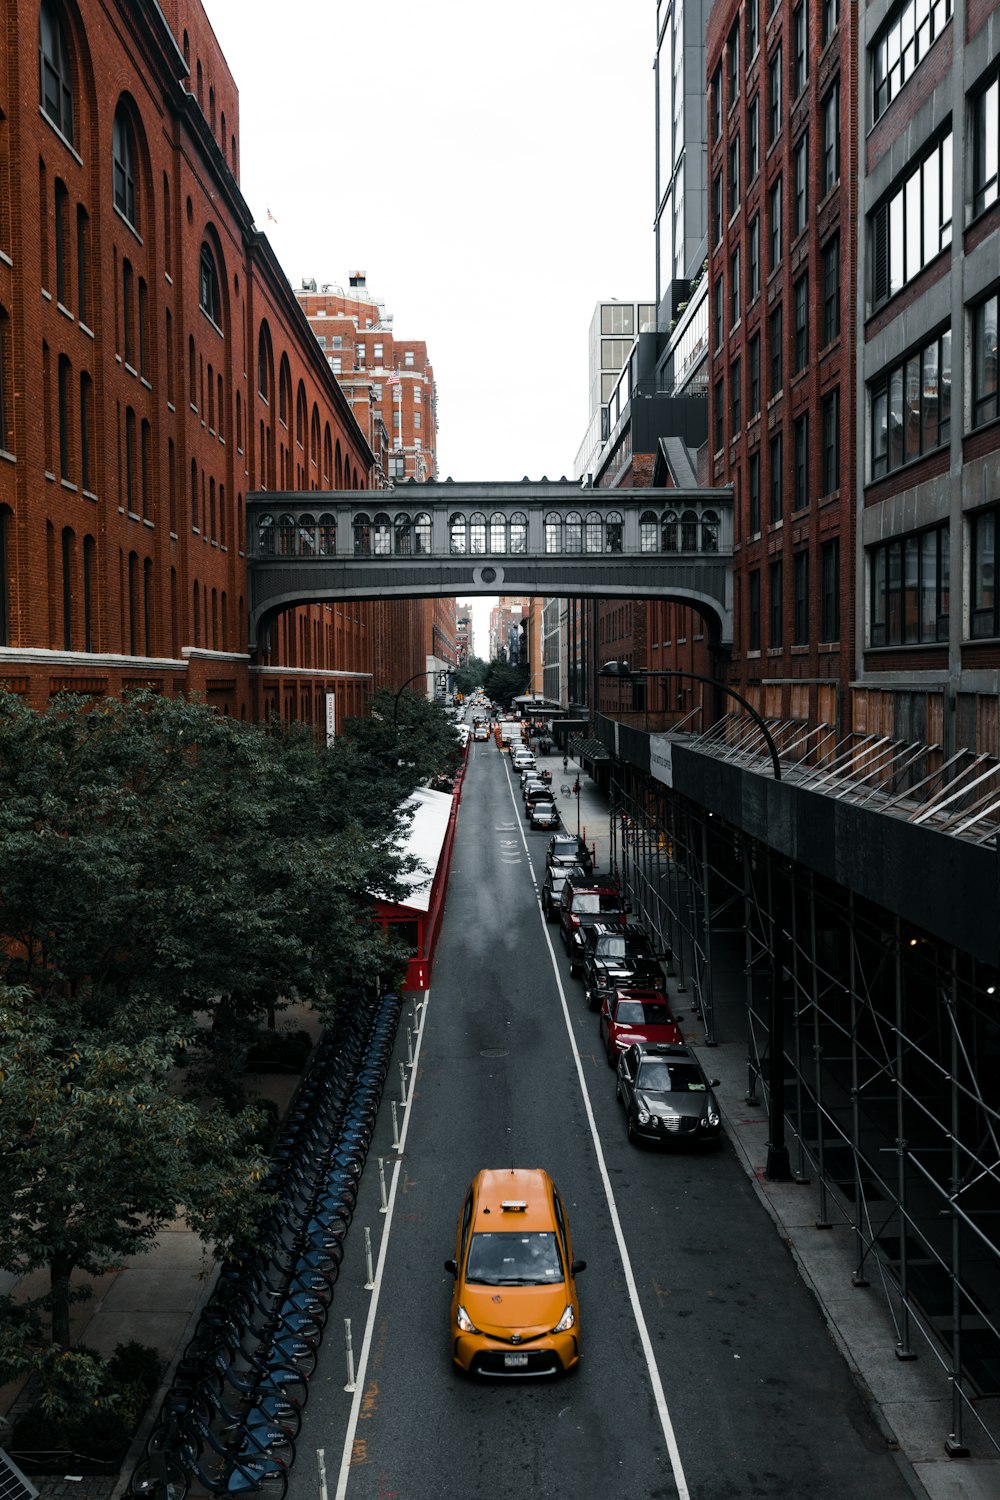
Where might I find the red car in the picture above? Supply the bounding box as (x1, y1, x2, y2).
(599, 988, 683, 1066)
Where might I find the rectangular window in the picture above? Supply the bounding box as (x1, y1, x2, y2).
(821, 388, 840, 493)
(122, 261, 134, 368)
(747, 0, 759, 58)
(55, 180, 70, 309)
(821, 538, 840, 640)
(79, 371, 92, 491)
(0, 308, 10, 453)
(728, 25, 740, 108)
(822, 83, 840, 194)
(76, 207, 90, 326)
(749, 570, 761, 650)
(715, 377, 725, 451)
(749, 333, 761, 416)
(794, 551, 809, 643)
(728, 135, 741, 219)
(769, 304, 783, 397)
(870, 328, 951, 478)
(769, 177, 782, 269)
(730, 246, 741, 330)
(712, 63, 723, 141)
(972, 292, 999, 429)
(870, 522, 950, 645)
(971, 507, 999, 638)
(58, 354, 72, 481)
(769, 430, 783, 522)
(731, 356, 742, 436)
(768, 47, 783, 144)
(872, 0, 953, 122)
(822, 236, 840, 344)
(973, 76, 999, 216)
(714, 278, 724, 349)
(748, 451, 761, 533)
(792, 4, 808, 98)
(748, 96, 760, 181)
(870, 133, 952, 308)
(793, 414, 809, 508)
(793, 274, 808, 372)
(748, 215, 760, 300)
(822, 0, 839, 48)
(794, 134, 808, 235)
(712, 170, 723, 245)
(769, 559, 784, 646)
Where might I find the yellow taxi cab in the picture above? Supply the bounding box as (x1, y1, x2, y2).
(444, 1167, 585, 1377)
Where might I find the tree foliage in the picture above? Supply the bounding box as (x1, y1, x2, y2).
(453, 655, 489, 697)
(482, 659, 530, 708)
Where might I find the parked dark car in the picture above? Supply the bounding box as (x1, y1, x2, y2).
(558, 877, 628, 974)
(545, 833, 595, 878)
(616, 1042, 721, 1147)
(581, 923, 669, 1011)
(528, 798, 560, 831)
(525, 783, 555, 812)
(541, 862, 587, 921)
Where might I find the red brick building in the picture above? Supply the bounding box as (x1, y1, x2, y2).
(0, 0, 440, 727)
(705, 0, 856, 737)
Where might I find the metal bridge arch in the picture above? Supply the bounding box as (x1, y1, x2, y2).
(245, 480, 733, 653)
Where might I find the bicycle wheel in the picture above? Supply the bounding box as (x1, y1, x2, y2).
(130, 1455, 189, 1500)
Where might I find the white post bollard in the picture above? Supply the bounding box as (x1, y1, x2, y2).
(344, 1317, 356, 1392)
(364, 1226, 375, 1290)
(391, 1100, 401, 1151)
(377, 1156, 389, 1213)
(399, 1060, 408, 1105)
(317, 1449, 328, 1500)
(406, 1026, 414, 1066)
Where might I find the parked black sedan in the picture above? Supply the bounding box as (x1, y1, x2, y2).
(581, 922, 669, 1011)
(615, 1042, 722, 1147)
(544, 832, 595, 877)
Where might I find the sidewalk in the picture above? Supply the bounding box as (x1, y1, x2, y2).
(543, 746, 1000, 1500)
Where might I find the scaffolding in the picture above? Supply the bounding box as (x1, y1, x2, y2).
(608, 752, 1000, 1455)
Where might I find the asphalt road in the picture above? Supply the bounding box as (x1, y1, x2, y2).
(286, 737, 917, 1500)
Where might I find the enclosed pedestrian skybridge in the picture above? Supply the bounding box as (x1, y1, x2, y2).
(246, 480, 733, 653)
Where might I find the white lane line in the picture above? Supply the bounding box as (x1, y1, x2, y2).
(502, 765, 692, 1500)
(334, 993, 430, 1500)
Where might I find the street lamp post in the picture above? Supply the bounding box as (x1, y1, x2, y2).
(392, 668, 451, 730)
(600, 661, 791, 1181)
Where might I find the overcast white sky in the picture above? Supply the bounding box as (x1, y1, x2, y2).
(205, 0, 656, 657)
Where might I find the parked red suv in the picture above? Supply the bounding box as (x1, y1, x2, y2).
(558, 875, 627, 975)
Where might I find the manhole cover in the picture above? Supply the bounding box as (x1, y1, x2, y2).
(480, 1047, 509, 1058)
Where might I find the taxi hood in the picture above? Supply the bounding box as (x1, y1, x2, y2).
(462, 1282, 570, 1338)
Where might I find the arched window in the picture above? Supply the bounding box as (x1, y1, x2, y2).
(297, 513, 317, 554)
(353, 512, 372, 556)
(640, 510, 658, 552)
(469, 512, 486, 554)
(510, 512, 527, 554)
(278, 356, 291, 425)
(112, 104, 137, 227)
(662, 511, 679, 552)
(199, 244, 221, 326)
(0, 505, 11, 646)
(295, 383, 307, 448)
(192, 580, 200, 647)
(681, 509, 699, 550)
(61, 526, 76, 650)
(373, 512, 392, 555)
(83, 533, 95, 652)
(606, 511, 624, 553)
(701, 510, 720, 552)
(39, 0, 73, 144)
(318, 513, 335, 555)
(414, 512, 431, 553)
(584, 511, 603, 552)
(278, 512, 296, 557)
(565, 511, 583, 551)
(544, 512, 562, 553)
(257, 325, 271, 401)
(489, 512, 507, 553)
(323, 426, 332, 484)
(395, 512, 413, 555)
(310, 407, 320, 467)
(449, 512, 468, 554)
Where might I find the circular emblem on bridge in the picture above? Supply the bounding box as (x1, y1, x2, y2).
(473, 565, 502, 587)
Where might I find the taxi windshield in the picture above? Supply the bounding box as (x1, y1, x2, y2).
(465, 1231, 563, 1285)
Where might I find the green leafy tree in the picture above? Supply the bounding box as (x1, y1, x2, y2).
(342, 688, 462, 795)
(0, 985, 267, 1353)
(482, 659, 530, 708)
(453, 656, 489, 697)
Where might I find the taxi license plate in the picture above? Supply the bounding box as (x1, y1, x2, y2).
(504, 1352, 529, 1368)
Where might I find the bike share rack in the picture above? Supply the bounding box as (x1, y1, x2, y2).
(127, 990, 402, 1499)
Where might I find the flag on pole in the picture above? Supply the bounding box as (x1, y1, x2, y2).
(266, 207, 278, 223)
(387, 371, 400, 385)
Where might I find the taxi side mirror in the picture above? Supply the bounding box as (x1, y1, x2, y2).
(444, 1258, 457, 1275)
(571, 1259, 587, 1275)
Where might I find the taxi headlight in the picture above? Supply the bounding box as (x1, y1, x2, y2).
(551, 1305, 575, 1334)
(456, 1305, 480, 1334)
